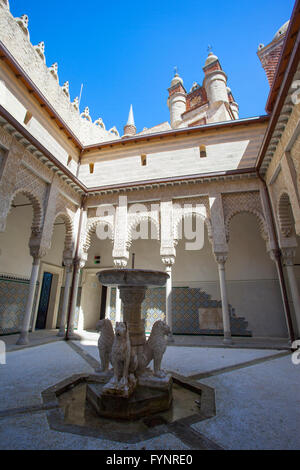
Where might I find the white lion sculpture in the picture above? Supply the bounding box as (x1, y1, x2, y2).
(96, 318, 114, 372)
(110, 322, 131, 389)
(141, 320, 170, 378)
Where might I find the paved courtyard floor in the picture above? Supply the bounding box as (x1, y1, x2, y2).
(0, 332, 299, 450)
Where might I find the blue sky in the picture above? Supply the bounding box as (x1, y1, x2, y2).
(10, 0, 294, 134)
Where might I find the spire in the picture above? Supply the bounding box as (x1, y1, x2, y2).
(126, 104, 135, 127)
(123, 104, 136, 137)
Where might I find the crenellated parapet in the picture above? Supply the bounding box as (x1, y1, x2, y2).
(0, 4, 120, 145)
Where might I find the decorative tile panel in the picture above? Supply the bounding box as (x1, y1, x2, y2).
(108, 286, 251, 336)
(0, 275, 39, 335)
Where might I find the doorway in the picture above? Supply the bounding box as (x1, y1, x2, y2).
(36, 272, 53, 329)
(100, 285, 107, 320)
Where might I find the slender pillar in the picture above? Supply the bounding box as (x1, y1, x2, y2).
(17, 257, 41, 345)
(215, 253, 232, 344)
(115, 286, 121, 322)
(162, 256, 175, 340)
(67, 259, 84, 338)
(282, 248, 300, 337)
(105, 286, 112, 320)
(269, 249, 295, 343)
(57, 263, 73, 337)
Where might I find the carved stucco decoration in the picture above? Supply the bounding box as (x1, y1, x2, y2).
(0, 142, 46, 233)
(222, 191, 269, 243)
(34, 41, 45, 63)
(54, 197, 76, 252)
(82, 216, 115, 254)
(269, 166, 295, 240)
(172, 196, 212, 245)
(291, 133, 300, 197)
(0, 125, 13, 149)
(127, 203, 160, 249)
(15, 15, 29, 38)
(0, 0, 9, 10)
(277, 191, 294, 238)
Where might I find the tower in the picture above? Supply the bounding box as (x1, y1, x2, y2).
(203, 51, 229, 106)
(167, 70, 187, 129)
(257, 21, 289, 87)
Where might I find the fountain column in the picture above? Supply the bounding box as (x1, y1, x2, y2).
(119, 286, 147, 350)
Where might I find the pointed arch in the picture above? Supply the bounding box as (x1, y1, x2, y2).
(9, 188, 43, 233)
(82, 217, 115, 253)
(53, 211, 75, 253)
(225, 209, 268, 243)
(127, 213, 160, 249)
(173, 207, 212, 246)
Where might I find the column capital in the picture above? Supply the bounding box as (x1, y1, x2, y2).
(281, 247, 297, 266)
(75, 253, 87, 270)
(161, 256, 175, 267)
(268, 248, 281, 263)
(63, 259, 73, 272)
(214, 251, 228, 265)
(29, 233, 48, 260)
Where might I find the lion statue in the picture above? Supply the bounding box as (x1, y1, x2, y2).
(96, 318, 114, 372)
(109, 322, 131, 389)
(141, 320, 170, 378)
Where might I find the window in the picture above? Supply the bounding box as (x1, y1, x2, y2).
(23, 110, 33, 125)
(199, 145, 207, 158)
(141, 154, 147, 166)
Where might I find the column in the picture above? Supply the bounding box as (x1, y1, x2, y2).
(269, 249, 295, 343)
(282, 248, 300, 337)
(162, 256, 175, 340)
(17, 257, 41, 345)
(67, 259, 85, 338)
(57, 262, 73, 337)
(115, 286, 122, 322)
(105, 286, 112, 320)
(215, 252, 232, 345)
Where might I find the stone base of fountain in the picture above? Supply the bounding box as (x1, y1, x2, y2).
(92, 269, 173, 421)
(86, 377, 172, 420)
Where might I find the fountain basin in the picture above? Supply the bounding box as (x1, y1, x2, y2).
(97, 269, 169, 287)
(87, 382, 172, 420)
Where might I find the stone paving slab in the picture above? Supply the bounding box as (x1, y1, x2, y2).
(74, 341, 286, 376)
(0, 411, 188, 450)
(192, 354, 300, 450)
(0, 342, 93, 411)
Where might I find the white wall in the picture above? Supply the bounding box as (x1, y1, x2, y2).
(0, 199, 33, 277)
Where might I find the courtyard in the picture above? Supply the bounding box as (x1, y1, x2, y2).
(0, 331, 299, 451)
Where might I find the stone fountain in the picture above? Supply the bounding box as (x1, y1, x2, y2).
(86, 269, 173, 420)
